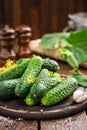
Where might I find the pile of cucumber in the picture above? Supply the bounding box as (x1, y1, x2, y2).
(0, 55, 78, 106)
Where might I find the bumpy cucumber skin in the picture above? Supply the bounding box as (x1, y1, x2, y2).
(0, 59, 30, 81)
(41, 76, 78, 106)
(50, 73, 61, 87)
(15, 56, 42, 97)
(17, 58, 30, 64)
(17, 57, 59, 72)
(25, 94, 39, 106)
(0, 79, 19, 100)
(42, 58, 59, 72)
(30, 69, 50, 99)
(30, 70, 61, 101)
(26, 71, 61, 106)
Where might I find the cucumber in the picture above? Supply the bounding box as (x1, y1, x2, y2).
(17, 58, 30, 64)
(15, 56, 43, 97)
(17, 57, 59, 72)
(30, 69, 50, 99)
(42, 58, 59, 72)
(25, 94, 39, 106)
(30, 69, 61, 100)
(26, 70, 61, 106)
(0, 59, 30, 81)
(0, 79, 19, 100)
(50, 72, 61, 86)
(41, 76, 78, 106)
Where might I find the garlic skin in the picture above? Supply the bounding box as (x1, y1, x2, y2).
(73, 87, 87, 103)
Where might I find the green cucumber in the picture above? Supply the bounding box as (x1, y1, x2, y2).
(25, 94, 39, 106)
(50, 72, 61, 86)
(42, 58, 59, 72)
(26, 70, 61, 106)
(17, 58, 30, 64)
(30, 69, 50, 99)
(17, 57, 59, 72)
(41, 76, 78, 106)
(0, 79, 19, 100)
(15, 56, 43, 97)
(0, 59, 30, 81)
(30, 69, 61, 99)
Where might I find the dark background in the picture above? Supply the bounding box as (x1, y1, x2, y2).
(0, 0, 87, 39)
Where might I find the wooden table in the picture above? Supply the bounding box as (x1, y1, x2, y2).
(0, 111, 87, 130)
(0, 60, 87, 130)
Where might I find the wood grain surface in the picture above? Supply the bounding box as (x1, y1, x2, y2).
(0, 116, 38, 130)
(41, 111, 87, 130)
(0, 0, 87, 38)
(0, 111, 87, 130)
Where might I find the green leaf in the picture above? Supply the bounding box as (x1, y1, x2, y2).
(40, 33, 70, 50)
(40, 29, 87, 68)
(67, 29, 87, 46)
(72, 71, 87, 87)
(60, 29, 87, 68)
(60, 48, 78, 68)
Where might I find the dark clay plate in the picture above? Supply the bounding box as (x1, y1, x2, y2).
(0, 96, 87, 120)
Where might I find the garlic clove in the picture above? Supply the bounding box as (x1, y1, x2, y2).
(73, 87, 87, 103)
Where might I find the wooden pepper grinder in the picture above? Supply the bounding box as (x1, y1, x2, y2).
(15, 25, 32, 58)
(0, 25, 17, 66)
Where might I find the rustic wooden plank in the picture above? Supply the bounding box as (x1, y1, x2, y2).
(83, 0, 87, 12)
(0, 115, 38, 130)
(21, 0, 40, 39)
(40, 0, 51, 36)
(50, 0, 59, 32)
(4, 0, 13, 26)
(62, 0, 69, 30)
(41, 111, 87, 130)
(0, 0, 4, 25)
(29, 1, 41, 39)
(57, 0, 69, 32)
(21, 0, 30, 25)
(1, 0, 87, 38)
(67, 0, 76, 14)
(75, 0, 84, 12)
(12, 0, 21, 26)
(55, 0, 63, 32)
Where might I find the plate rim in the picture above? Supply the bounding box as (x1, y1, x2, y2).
(0, 99, 87, 120)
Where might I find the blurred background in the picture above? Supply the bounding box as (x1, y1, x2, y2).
(0, 0, 87, 39)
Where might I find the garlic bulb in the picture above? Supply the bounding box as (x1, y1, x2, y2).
(73, 87, 87, 103)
